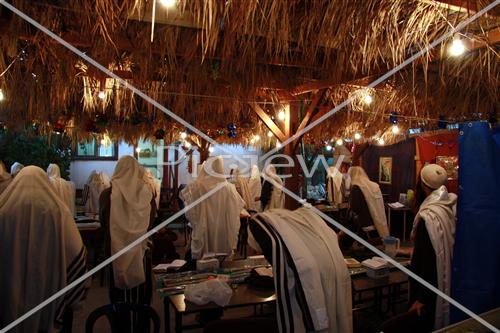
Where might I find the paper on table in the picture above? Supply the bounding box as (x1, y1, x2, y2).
(153, 259, 187, 272)
(388, 202, 405, 209)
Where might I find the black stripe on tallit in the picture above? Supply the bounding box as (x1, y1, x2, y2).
(253, 216, 288, 332)
(254, 216, 294, 332)
(67, 246, 86, 278)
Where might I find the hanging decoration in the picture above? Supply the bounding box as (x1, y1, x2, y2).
(227, 123, 237, 138)
(53, 120, 65, 134)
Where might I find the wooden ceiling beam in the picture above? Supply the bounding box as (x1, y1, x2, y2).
(250, 103, 287, 142)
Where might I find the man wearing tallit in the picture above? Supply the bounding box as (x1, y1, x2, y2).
(0, 166, 88, 333)
(260, 165, 285, 210)
(10, 162, 24, 177)
(0, 161, 12, 195)
(230, 167, 254, 210)
(144, 169, 161, 209)
(83, 170, 111, 214)
(250, 208, 353, 333)
(180, 156, 245, 259)
(99, 156, 156, 305)
(347, 166, 389, 240)
(47, 163, 76, 217)
(327, 165, 344, 205)
(248, 165, 262, 212)
(409, 164, 457, 331)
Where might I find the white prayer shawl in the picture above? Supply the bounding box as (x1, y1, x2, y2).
(10, 162, 24, 177)
(248, 165, 262, 212)
(254, 208, 352, 333)
(232, 168, 254, 210)
(47, 163, 76, 217)
(0, 161, 12, 196)
(348, 166, 389, 238)
(144, 169, 161, 209)
(327, 166, 343, 205)
(411, 185, 457, 330)
(84, 171, 111, 214)
(180, 156, 245, 259)
(0, 166, 87, 333)
(263, 165, 285, 210)
(110, 156, 153, 289)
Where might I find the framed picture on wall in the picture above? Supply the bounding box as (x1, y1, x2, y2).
(379, 156, 392, 184)
(436, 155, 458, 180)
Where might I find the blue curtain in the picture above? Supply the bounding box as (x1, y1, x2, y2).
(451, 121, 500, 322)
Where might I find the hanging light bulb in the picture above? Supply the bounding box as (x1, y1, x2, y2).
(0, 89, 4, 101)
(336, 138, 344, 146)
(448, 35, 466, 57)
(326, 145, 333, 151)
(354, 133, 362, 140)
(278, 110, 286, 121)
(184, 141, 191, 148)
(208, 146, 215, 153)
(135, 147, 141, 153)
(160, 0, 176, 8)
(267, 130, 273, 138)
(98, 91, 106, 100)
(391, 125, 400, 134)
(276, 141, 282, 148)
(377, 138, 385, 145)
(250, 138, 256, 144)
(180, 131, 187, 139)
(254, 134, 261, 141)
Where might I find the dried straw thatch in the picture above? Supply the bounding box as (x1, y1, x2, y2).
(0, 0, 498, 146)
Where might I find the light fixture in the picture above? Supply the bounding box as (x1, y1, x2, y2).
(377, 138, 385, 145)
(208, 146, 215, 153)
(267, 130, 273, 138)
(391, 125, 400, 134)
(354, 133, 362, 140)
(250, 138, 256, 144)
(135, 147, 141, 153)
(360, 90, 373, 105)
(180, 131, 187, 139)
(0, 89, 4, 101)
(448, 36, 466, 57)
(326, 145, 333, 151)
(276, 141, 282, 148)
(336, 138, 344, 146)
(278, 110, 286, 121)
(184, 141, 191, 148)
(254, 134, 261, 141)
(98, 91, 106, 100)
(160, 0, 176, 8)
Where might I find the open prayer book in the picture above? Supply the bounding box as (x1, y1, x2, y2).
(388, 202, 406, 209)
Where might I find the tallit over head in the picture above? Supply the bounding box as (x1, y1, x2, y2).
(110, 155, 153, 289)
(327, 166, 343, 205)
(0, 161, 12, 196)
(248, 165, 262, 212)
(411, 185, 457, 329)
(180, 156, 245, 259)
(231, 167, 254, 210)
(10, 162, 24, 177)
(144, 169, 161, 209)
(47, 163, 76, 217)
(263, 164, 285, 210)
(348, 166, 389, 238)
(0, 166, 86, 333)
(83, 170, 111, 214)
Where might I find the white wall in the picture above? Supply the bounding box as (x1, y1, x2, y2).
(69, 141, 134, 189)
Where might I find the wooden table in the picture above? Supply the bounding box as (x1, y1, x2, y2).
(163, 284, 276, 333)
(385, 204, 412, 241)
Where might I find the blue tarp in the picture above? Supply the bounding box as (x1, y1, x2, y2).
(451, 121, 500, 322)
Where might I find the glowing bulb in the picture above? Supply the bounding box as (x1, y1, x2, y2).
(180, 132, 187, 139)
(278, 110, 286, 121)
(250, 138, 256, 144)
(267, 130, 273, 138)
(98, 91, 106, 100)
(326, 145, 333, 151)
(160, 0, 176, 8)
(336, 138, 344, 146)
(135, 147, 141, 153)
(354, 133, 362, 140)
(254, 135, 261, 141)
(208, 146, 215, 153)
(378, 138, 385, 145)
(100, 139, 105, 145)
(448, 38, 465, 57)
(276, 141, 282, 148)
(184, 141, 191, 148)
(0, 89, 4, 101)
(391, 125, 400, 134)
(362, 93, 373, 105)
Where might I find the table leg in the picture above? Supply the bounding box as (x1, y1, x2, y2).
(403, 210, 407, 242)
(164, 298, 171, 333)
(175, 311, 182, 333)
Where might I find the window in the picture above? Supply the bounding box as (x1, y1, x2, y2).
(73, 138, 118, 160)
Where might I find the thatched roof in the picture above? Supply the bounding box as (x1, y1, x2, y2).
(0, 0, 498, 146)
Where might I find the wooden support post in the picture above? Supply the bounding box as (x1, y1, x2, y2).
(283, 102, 302, 210)
(250, 103, 287, 142)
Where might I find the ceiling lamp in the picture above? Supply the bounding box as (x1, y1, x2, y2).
(160, 0, 176, 8)
(448, 35, 466, 57)
(391, 125, 400, 134)
(278, 110, 286, 121)
(184, 141, 191, 148)
(208, 146, 215, 153)
(250, 138, 256, 144)
(377, 138, 385, 146)
(276, 141, 282, 148)
(135, 147, 141, 153)
(326, 144, 333, 151)
(336, 138, 344, 146)
(254, 134, 261, 141)
(267, 130, 273, 138)
(354, 133, 362, 140)
(180, 131, 187, 139)
(98, 91, 106, 100)
(0, 89, 4, 101)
